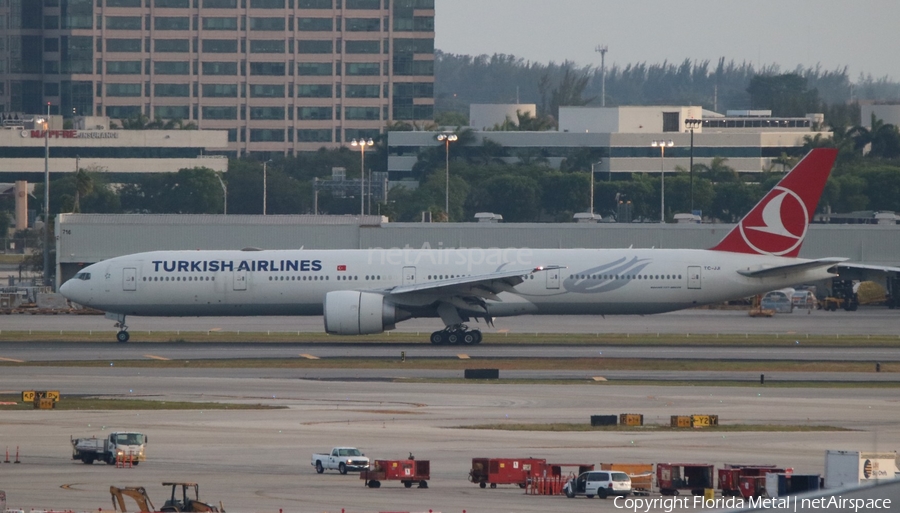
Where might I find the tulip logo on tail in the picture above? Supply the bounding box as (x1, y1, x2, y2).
(739, 186, 808, 256)
(863, 459, 873, 479)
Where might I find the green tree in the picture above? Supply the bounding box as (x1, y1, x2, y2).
(72, 168, 94, 213)
(466, 174, 541, 222)
(746, 73, 820, 117)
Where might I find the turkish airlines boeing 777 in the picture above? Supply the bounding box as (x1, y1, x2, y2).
(61, 149, 843, 343)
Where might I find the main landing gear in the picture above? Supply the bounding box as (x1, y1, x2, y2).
(429, 326, 482, 345)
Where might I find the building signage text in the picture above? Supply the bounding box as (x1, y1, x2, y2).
(21, 130, 120, 139)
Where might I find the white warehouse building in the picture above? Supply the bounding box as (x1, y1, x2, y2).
(387, 105, 829, 184)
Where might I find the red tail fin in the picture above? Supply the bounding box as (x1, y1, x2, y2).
(710, 148, 838, 257)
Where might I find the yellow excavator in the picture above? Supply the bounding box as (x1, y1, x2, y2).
(110, 483, 224, 513)
(160, 483, 224, 513)
(110, 486, 155, 513)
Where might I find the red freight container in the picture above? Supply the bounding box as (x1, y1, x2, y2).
(739, 476, 767, 499)
(361, 459, 430, 489)
(657, 463, 715, 496)
(718, 466, 783, 496)
(526, 463, 595, 496)
(469, 458, 547, 489)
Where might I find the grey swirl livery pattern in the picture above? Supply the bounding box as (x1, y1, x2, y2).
(563, 257, 652, 294)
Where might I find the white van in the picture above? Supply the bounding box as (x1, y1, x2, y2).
(564, 470, 632, 498)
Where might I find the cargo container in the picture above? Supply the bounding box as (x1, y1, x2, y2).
(718, 465, 783, 497)
(657, 463, 714, 496)
(469, 458, 546, 489)
(765, 473, 819, 498)
(526, 463, 595, 496)
(601, 463, 653, 496)
(360, 459, 430, 489)
(824, 450, 899, 489)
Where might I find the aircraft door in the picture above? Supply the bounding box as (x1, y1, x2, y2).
(687, 266, 701, 289)
(402, 266, 416, 285)
(233, 270, 247, 291)
(123, 268, 137, 291)
(545, 267, 560, 289)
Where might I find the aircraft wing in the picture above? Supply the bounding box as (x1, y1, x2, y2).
(832, 262, 900, 281)
(737, 258, 847, 278)
(388, 265, 562, 299)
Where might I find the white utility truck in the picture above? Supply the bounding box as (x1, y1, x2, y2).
(71, 431, 147, 465)
(311, 447, 370, 474)
(824, 450, 899, 488)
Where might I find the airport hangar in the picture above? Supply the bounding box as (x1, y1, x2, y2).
(55, 213, 900, 298)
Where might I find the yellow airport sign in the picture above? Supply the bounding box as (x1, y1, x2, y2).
(22, 390, 35, 402)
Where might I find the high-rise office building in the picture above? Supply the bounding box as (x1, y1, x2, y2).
(0, 0, 435, 157)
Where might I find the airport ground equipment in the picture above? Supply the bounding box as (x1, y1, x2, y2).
(601, 463, 653, 496)
(110, 486, 155, 512)
(360, 459, 430, 488)
(717, 465, 784, 497)
(311, 447, 370, 474)
(72, 432, 147, 465)
(526, 463, 595, 495)
(161, 482, 223, 513)
(469, 457, 546, 488)
(563, 470, 632, 499)
(765, 473, 820, 498)
(657, 463, 715, 496)
(824, 450, 898, 489)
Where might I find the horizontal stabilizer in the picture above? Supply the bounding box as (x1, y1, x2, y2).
(736, 258, 847, 278)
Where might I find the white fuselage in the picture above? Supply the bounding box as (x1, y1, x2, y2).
(60, 248, 832, 319)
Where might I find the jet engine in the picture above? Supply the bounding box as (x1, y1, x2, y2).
(323, 290, 406, 335)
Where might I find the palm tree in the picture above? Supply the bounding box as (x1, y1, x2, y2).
(73, 169, 93, 213)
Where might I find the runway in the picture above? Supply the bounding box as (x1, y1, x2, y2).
(1, 309, 898, 512)
(3, 307, 899, 335)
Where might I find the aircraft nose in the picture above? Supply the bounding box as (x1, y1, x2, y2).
(60, 278, 89, 305)
(59, 279, 73, 298)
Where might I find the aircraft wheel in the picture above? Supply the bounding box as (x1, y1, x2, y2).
(447, 331, 460, 344)
(430, 331, 445, 345)
(116, 331, 130, 343)
(473, 330, 483, 344)
(463, 332, 477, 344)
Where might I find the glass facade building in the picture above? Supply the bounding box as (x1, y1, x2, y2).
(0, 0, 435, 156)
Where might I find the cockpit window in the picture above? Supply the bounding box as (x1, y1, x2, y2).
(75, 272, 91, 281)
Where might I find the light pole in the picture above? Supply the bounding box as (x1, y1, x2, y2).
(39, 103, 51, 287)
(684, 118, 702, 213)
(651, 140, 674, 223)
(351, 138, 374, 216)
(215, 172, 227, 214)
(262, 160, 272, 215)
(589, 160, 602, 215)
(595, 45, 608, 107)
(436, 133, 457, 219)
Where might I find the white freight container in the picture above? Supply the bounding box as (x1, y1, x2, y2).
(824, 450, 899, 489)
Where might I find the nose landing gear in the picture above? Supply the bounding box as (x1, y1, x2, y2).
(109, 313, 130, 343)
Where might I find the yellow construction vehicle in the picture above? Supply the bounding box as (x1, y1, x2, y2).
(110, 486, 155, 513)
(161, 483, 224, 513)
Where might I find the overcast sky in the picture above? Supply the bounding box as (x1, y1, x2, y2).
(435, 0, 899, 82)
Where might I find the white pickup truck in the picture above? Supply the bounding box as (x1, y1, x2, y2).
(71, 431, 147, 465)
(311, 447, 370, 474)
